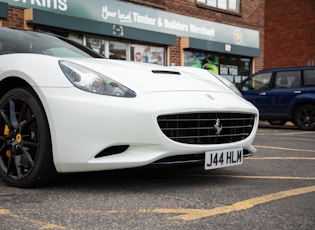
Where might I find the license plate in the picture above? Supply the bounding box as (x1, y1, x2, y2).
(205, 148, 243, 170)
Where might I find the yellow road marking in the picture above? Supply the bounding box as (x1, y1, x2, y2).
(0, 209, 65, 229)
(254, 145, 315, 153)
(0, 209, 11, 215)
(144, 185, 315, 221)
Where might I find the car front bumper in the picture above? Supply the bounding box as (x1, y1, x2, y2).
(37, 87, 259, 173)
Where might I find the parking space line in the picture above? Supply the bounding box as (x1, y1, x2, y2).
(280, 137, 314, 142)
(274, 131, 315, 135)
(182, 174, 315, 180)
(144, 185, 315, 221)
(0, 209, 66, 229)
(257, 131, 315, 136)
(247, 157, 315, 160)
(254, 145, 315, 153)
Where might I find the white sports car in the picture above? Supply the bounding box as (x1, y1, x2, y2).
(0, 27, 259, 188)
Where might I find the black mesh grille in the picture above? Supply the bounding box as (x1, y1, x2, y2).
(157, 113, 255, 144)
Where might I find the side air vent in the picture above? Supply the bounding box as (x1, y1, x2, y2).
(152, 70, 181, 75)
(95, 145, 129, 158)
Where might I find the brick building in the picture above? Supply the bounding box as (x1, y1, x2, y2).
(0, 0, 264, 83)
(265, 0, 315, 68)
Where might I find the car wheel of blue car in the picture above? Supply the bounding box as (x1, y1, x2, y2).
(294, 105, 315, 131)
(0, 88, 56, 187)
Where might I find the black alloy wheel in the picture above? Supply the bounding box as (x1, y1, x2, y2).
(0, 88, 56, 187)
(294, 105, 315, 131)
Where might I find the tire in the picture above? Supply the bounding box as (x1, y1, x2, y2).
(0, 88, 57, 187)
(268, 120, 287, 126)
(294, 105, 315, 131)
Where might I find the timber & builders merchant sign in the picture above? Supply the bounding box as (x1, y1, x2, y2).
(1, 0, 259, 49)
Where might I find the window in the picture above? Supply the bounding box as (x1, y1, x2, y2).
(84, 35, 166, 65)
(109, 41, 127, 60)
(184, 50, 251, 84)
(274, 71, 301, 88)
(241, 73, 272, 91)
(197, 0, 240, 13)
(304, 70, 315, 87)
(86, 37, 105, 56)
(130, 44, 165, 65)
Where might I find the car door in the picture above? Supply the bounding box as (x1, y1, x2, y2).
(240, 72, 273, 115)
(267, 70, 302, 117)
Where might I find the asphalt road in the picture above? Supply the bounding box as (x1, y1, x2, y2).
(1, 125, 315, 230)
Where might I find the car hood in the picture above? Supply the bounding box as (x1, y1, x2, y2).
(65, 58, 233, 94)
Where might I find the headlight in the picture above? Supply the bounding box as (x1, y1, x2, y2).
(59, 61, 136, 98)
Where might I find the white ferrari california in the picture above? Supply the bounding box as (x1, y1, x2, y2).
(0, 27, 259, 187)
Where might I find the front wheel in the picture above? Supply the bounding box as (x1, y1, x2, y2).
(0, 88, 56, 187)
(294, 105, 315, 131)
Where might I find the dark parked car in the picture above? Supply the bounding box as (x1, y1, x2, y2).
(239, 66, 315, 130)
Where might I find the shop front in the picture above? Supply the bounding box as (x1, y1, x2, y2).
(0, 0, 261, 83)
(181, 37, 260, 83)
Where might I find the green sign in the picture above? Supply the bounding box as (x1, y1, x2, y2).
(1, 0, 259, 48)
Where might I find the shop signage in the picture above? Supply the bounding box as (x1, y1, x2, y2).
(220, 64, 245, 83)
(8, 0, 68, 11)
(1, 0, 259, 48)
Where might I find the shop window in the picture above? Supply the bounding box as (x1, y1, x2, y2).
(34, 28, 83, 44)
(109, 41, 126, 60)
(196, 0, 240, 14)
(85, 36, 127, 59)
(130, 44, 165, 65)
(86, 37, 105, 56)
(184, 50, 250, 84)
(85, 35, 166, 65)
(66, 33, 83, 44)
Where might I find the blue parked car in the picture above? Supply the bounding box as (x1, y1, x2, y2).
(239, 66, 315, 130)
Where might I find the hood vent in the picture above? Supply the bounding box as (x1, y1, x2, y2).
(152, 70, 181, 75)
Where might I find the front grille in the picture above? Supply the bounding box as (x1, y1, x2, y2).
(157, 113, 255, 144)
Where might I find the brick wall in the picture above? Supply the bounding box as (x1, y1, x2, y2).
(2, 7, 24, 29)
(265, 0, 315, 68)
(168, 38, 181, 66)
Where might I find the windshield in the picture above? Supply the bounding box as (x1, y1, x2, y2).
(0, 27, 103, 58)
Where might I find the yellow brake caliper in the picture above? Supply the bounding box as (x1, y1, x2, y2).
(4, 124, 12, 158)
